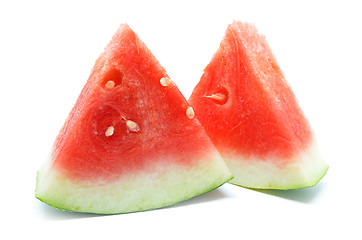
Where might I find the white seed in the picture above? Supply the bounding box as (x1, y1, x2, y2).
(126, 120, 140, 132)
(105, 126, 114, 137)
(211, 93, 225, 101)
(160, 77, 172, 87)
(186, 107, 195, 119)
(204, 93, 225, 101)
(105, 80, 115, 89)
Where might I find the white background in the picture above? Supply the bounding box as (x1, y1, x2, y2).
(1, 0, 361, 239)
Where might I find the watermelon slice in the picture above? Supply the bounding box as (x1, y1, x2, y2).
(35, 24, 232, 214)
(189, 21, 328, 189)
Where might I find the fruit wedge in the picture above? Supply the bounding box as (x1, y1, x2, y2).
(36, 24, 232, 214)
(189, 21, 328, 189)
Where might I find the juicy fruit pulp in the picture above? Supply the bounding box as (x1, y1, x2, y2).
(189, 21, 328, 189)
(36, 24, 232, 214)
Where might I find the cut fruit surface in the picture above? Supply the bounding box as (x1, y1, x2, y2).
(35, 24, 232, 214)
(189, 21, 328, 189)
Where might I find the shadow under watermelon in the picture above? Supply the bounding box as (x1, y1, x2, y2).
(35, 199, 108, 221)
(250, 181, 327, 204)
(171, 188, 229, 209)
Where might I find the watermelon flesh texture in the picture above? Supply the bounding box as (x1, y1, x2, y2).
(35, 24, 232, 214)
(189, 21, 328, 189)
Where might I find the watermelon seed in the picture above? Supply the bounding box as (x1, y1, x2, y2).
(160, 77, 172, 87)
(126, 120, 140, 132)
(105, 126, 114, 137)
(101, 68, 123, 88)
(105, 80, 115, 89)
(203, 87, 228, 105)
(204, 94, 225, 102)
(186, 107, 195, 119)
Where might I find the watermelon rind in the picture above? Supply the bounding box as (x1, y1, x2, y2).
(226, 141, 328, 190)
(35, 152, 232, 214)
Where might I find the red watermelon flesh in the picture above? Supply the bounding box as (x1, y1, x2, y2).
(189, 21, 328, 189)
(35, 24, 232, 214)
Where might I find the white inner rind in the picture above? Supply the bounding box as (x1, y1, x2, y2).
(36, 152, 232, 214)
(226, 141, 329, 189)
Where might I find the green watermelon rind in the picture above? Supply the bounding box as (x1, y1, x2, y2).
(229, 165, 329, 190)
(35, 152, 233, 214)
(225, 141, 329, 190)
(36, 174, 233, 214)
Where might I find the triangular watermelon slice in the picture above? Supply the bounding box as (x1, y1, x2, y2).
(35, 24, 232, 214)
(189, 21, 328, 189)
